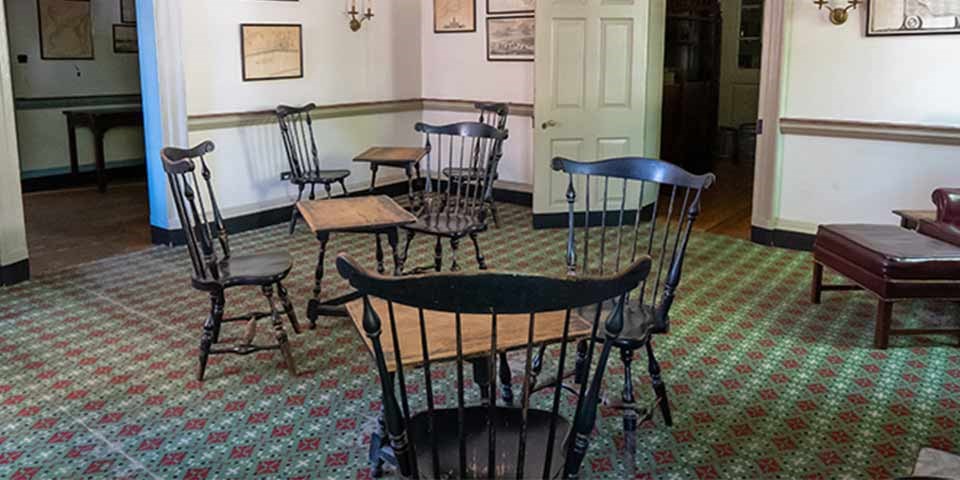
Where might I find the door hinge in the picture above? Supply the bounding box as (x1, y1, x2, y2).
(757, 119, 764, 135)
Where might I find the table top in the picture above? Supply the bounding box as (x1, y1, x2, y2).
(353, 147, 427, 165)
(347, 297, 594, 373)
(297, 195, 416, 233)
(892, 209, 936, 222)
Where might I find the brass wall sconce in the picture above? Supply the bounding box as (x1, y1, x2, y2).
(348, 0, 374, 32)
(814, 0, 862, 25)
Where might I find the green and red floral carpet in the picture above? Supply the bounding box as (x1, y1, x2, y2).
(1, 202, 958, 479)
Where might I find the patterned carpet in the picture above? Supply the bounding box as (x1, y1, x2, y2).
(1, 202, 958, 479)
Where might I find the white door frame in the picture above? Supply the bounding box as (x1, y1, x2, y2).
(751, 0, 787, 233)
(0, 0, 30, 283)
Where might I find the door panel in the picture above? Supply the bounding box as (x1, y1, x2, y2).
(534, 0, 665, 215)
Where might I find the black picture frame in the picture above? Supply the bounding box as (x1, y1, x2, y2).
(240, 23, 304, 82)
(487, 0, 534, 15)
(120, 0, 135, 24)
(112, 24, 138, 53)
(865, 0, 960, 37)
(486, 15, 534, 62)
(37, 0, 94, 60)
(434, 0, 477, 34)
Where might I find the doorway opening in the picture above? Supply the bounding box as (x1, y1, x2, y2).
(660, 0, 761, 240)
(6, 0, 151, 275)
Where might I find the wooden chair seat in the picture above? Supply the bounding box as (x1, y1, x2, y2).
(408, 406, 569, 480)
(214, 251, 293, 289)
(405, 211, 486, 237)
(579, 303, 659, 349)
(292, 169, 351, 185)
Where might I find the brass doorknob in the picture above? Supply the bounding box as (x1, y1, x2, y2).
(541, 120, 559, 130)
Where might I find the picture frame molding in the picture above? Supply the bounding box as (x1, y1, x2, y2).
(865, 0, 960, 37)
(434, 0, 477, 34)
(239, 23, 305, 82)
(37, 0, 94, 61)
(486, 14, 534, 62)
(486, 0, 534, 15)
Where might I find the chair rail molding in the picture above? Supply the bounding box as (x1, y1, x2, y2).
(779, 117, 960, 146)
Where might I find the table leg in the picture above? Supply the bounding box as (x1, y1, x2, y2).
(385, 228, 401, 276)
(375, 234, 385, 274)
(404, 163, 415, 208)
(307, 231, 330, 328)
(369, 164, 379, 193)
(93, 128, 107, 193)
(66, 116, 79, 176)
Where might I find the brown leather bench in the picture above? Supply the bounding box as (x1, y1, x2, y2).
(812, 188, 960, 349)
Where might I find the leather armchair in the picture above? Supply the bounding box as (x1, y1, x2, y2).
(919, 188, 960, 248)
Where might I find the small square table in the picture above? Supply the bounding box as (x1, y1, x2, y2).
(297, 195, 417, 327)
(353, 147, 428, 204)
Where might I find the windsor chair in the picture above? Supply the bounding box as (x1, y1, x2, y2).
(161, 141, 301, 381)
(276, 104, 352, 234)
(399, 122, 508, 274)
(337, 253, 652, 479)
(533, 156, 715, 474)
(442, 102, 509, 227)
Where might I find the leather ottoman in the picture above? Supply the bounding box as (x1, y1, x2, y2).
(812, 224, 960, 349)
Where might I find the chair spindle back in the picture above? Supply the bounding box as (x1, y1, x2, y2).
(276, 104, 322, 180)
(552, 157, 715, 334)
(476, 102, 509, 131)
(161, 141, 231, 285)
(337, 254, 652, 479)
(417, 122, 508, 222)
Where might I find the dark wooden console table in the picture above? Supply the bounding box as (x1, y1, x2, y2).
(63, 107, 143, 193)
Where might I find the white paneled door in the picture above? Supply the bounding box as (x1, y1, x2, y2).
(533, 0, 665, 215)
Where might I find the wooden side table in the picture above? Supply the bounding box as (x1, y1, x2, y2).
(892, 209, 936, 230)
(63, 107, 143, 193)
(353, 147, 428, 204)
(297, 195, 417, 327)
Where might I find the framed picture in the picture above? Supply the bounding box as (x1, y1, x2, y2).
(867, 0, 960, 36)
(434, 0, 476, 33)
(487, 15, 534, 61)
(120, 0, 135, 24)
(487, 0, 534, 15)
(37, 0, 94, 60)
(240, 24, 304, 82)
(113, 24, 137, 53)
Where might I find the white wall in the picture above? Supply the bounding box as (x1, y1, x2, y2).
(420, 2, 535, 186)
(6, 0, 144, 176)
(181, 0, 424, 220)
(774, 0, 960, 231)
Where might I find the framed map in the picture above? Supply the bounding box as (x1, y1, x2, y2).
(487, 15, 534, 61)
(867, 0, 960, 36)
(120, 0, 136, 24)
(37, 0, 94, 60)
(435, 0, 476, 33)
(487, 0, 534, 14)
(240, 24, 303, 82)
(113, 24, 137, 53)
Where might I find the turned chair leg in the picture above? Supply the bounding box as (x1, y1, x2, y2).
(198, 291, 223, 382)
(324, 182, 332, 200)
(276, 282, 301, 335)
(811, 262, 824, 304)
(450, 237, 461, 271)
(621, 348, 638, 477)
(489, 201, 500, 229)
(434, 237, 443, 272)
(338, 179, 348, 197)
(875, 300, 893, 350)
(646, 341, 672, 426)
(263, 285, 297, 375)
(498, 351, 514, 405)
(289, 185, 305, 235)
(469, 232, 487, 270)
(399, 230, 415, 274)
